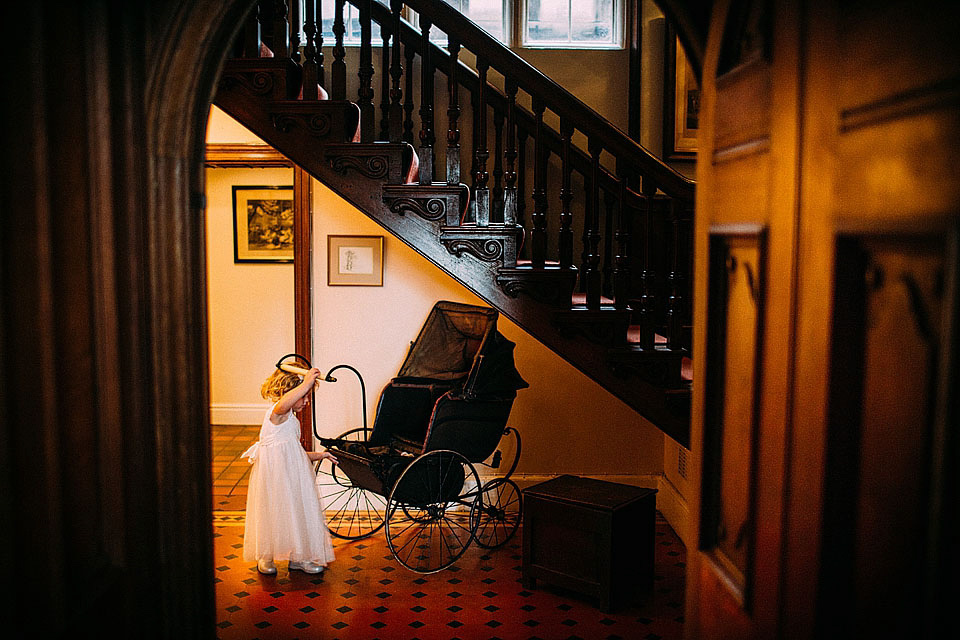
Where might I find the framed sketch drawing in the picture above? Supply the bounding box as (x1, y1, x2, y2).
(232, 185, 295, 263)
(327, 235, 384, 286)
(664, 33, 700, 159)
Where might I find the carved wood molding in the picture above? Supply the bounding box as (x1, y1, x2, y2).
(496, 266, 578, 307)
(204, 143, 292, 167)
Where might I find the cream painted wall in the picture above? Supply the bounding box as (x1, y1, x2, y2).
(204, 117, 296, 423)
(309, 179, 664, 482)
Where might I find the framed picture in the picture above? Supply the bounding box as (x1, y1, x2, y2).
(232, 185, 294, 263)
(664, 33, 700, 160)
(327, 235, 384, 286)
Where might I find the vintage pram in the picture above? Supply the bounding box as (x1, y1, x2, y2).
(314, 301, 528, 573)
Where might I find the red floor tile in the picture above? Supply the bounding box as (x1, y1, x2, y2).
(213, 517, 684, 639)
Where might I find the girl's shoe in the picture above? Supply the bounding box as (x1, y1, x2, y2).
(288, 561, 324, 574)
(257, 558, 277, 575)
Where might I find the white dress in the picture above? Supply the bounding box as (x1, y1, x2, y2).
(241, 404, 335, 565)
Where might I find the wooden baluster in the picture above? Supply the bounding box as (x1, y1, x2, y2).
(531, 98, 548, 268)
(388, 0, 403, 142)
(258, 0, 273, 51)
(501, 81, 518, 265)
(584, 138, 603, 309)
(403, 44, 415, 144)
(493, 109, 504, 220)
(332, 0, 346, 100)
(236, 3, 260, 58)
(502, 80, 518, 227)
(302, 0, 319, 100)
(379, 29, 390, 140)
(446, 38, 461, 186)
(289, 0, 301, 64)
(613, 176, 632, 311)
(315, 0, 324, 89)
(517, 128, 528, 255)
(357, 0, 375, 142)
(271, 0, 289, 58)
(603, 184, 616, 298)
(635, 194, 656, 349)
(665, 199, 683, 348)
(418, 16, 435, 184)
(559, 119, 574, 269)
(473, 59, 490, 226)
(469, 90, 478, 202)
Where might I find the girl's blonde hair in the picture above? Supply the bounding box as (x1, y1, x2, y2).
(260, 361, 305, 401)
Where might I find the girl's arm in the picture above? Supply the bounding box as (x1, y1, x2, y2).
(270, 367, 321, 423)
(307, 450, 338, 463)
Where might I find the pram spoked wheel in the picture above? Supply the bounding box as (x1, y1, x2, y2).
(315, 427, 387, 539)
(470, 478, 522, 548)
(385, 450, 482, 574)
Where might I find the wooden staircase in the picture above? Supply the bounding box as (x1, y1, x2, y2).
(214, 0, 695, 447)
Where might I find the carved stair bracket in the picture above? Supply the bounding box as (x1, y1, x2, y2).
(382, 184, 467, 223)
(607, 345, 686, 387)
(325, 143, 409, 183)
(219, 59, 302, 101)
(552, 307, 632, 347)
(271, 108, 332, 138)
(267, 101, 361, 144)
(440, 224, 519, 264)
(496, 265, 578, 307)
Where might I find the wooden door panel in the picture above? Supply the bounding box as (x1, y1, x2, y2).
(702, 227, 766, 602)
(820, 231, 957, 637)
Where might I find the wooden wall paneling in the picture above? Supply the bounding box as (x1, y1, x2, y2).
(688, 1, 802, 638)
(780, 0, 840, 635)
(702, 225, 767, 610)
(788, 1, 960, 638)
(294, 166, 314, 448)
(820, 229, 958, 637)
(683, 0, 725, 634)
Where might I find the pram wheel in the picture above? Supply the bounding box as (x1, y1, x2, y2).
(385, 450, 481, 574)
(470, 478, 522, 549)
(315, 427, 387, 539)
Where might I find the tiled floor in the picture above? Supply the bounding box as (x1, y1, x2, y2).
(210, 425, 686, 639)
(212, 424, 259, 513)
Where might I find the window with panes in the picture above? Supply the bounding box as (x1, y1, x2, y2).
(314, 0, 621, 49)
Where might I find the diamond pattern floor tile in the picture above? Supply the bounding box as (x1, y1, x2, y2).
(210, 425, 685, 639)
(213, 517, 684, 639)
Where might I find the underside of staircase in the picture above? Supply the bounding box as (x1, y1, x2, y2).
(214, 0, 694, 447)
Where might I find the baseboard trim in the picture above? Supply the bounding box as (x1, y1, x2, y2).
(210, 403, 270, 425)
(656, 473, 690, 548)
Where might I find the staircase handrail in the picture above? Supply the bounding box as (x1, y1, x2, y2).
(358, 0, 641, 204)
(397, 0, 694, 201)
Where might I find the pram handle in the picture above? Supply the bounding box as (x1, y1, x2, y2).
(279, 362, 341, 383)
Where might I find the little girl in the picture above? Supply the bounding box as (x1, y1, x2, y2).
(242, 363, 337, 575)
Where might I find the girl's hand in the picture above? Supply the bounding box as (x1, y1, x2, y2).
(320, 450, 338, 464)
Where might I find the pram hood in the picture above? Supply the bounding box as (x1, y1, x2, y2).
(395, 301, 528, 399)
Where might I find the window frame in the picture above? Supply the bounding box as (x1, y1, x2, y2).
(519, 0, 624, 50)
(405, 0, 625, 51)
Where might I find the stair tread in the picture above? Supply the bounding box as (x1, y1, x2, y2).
(571, 292, 614, 305)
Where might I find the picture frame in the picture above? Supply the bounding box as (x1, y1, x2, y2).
(327, 235, 384, 286)
(232, 185, 295, 263)
(664, 32, 700, 160)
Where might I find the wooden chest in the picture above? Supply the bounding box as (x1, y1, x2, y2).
(522, 475, 657, 612)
